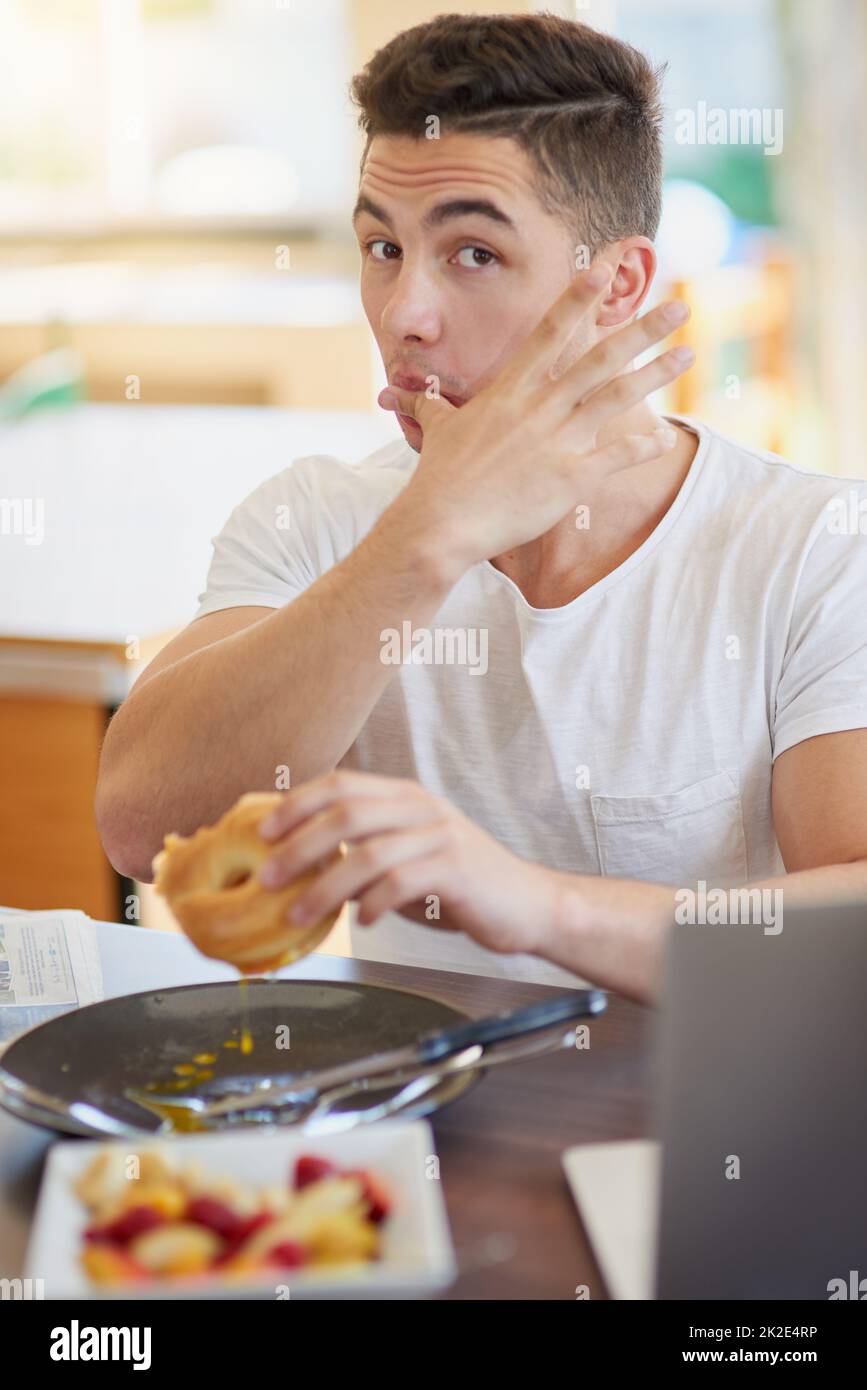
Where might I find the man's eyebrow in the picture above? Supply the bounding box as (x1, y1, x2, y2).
(422, 198, 516, 231)
(352, 195, 394, 229)
(352, 194, 517, 233)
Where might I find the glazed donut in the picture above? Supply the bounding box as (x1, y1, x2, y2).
(152, 792, 345, 974)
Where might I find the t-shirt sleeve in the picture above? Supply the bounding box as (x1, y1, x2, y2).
(191, 460, 326, 621)
(773, 482, 867, 760)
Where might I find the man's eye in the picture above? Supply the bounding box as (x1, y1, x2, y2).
(367, 239, 401, 261)
(363, 240, 498, 268)
(453, 246, 498, 269)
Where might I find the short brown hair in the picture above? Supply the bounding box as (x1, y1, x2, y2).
(350, 12, 665, 255)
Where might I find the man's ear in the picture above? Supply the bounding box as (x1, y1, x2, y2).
(596, 237, 657, 328)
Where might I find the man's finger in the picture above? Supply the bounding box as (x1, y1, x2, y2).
(357, 854, 449, 927)
(259, 770, 418, 840)
(378, 385, 457, 430)
(259, 795, 440, 888)
(575, 344, 694, 438)
(501, 260, 613, 392)
(287, 828, 448, 925)
(545, 299, 690, 420)
(581, 426, 680, 480)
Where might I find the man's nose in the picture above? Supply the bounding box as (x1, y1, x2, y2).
(380, 265, 442, 343)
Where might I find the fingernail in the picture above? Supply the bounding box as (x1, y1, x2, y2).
(289, 898, 312, 924)
(259, 815, 280, 839)
(379, 390, 397, 410)
(662, 300, 689, 325)
(656, 427, 678, 447)
(670, 346, 694, 365)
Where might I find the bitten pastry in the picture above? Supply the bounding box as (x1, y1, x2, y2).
(152, 792, 344, 974)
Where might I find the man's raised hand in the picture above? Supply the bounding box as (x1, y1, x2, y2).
(379, 262, 693, 569)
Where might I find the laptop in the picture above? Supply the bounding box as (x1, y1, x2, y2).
(563, 899, 867, 1299)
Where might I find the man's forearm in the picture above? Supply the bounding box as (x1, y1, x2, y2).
(99, 500, 464, 879)
(544, 859, 867, 1004)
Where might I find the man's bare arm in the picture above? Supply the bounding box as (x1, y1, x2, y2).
(544, 729, 867, 1000)
(96, 510, 460, 882)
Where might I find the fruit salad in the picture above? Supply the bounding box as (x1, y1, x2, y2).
(74, 1147, 391, 1287)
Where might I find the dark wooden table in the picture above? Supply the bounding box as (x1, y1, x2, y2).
(0, 950, 655, 1300)
(255, 955, 655, 1300)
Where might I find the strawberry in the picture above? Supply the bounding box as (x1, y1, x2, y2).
(268, 1240, 309, 1268)
(213, 1211, 272, 1265)
(293, 1154, 337, 1190)
(88, 1205, 165, 1246)
(346, 1169, 391, 1224)
(186, 1196, 248, 1243)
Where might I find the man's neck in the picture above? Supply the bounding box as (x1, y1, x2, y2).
(487, 406, 699, 609)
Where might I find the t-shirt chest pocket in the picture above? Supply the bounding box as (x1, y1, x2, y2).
(590, 768, 747, 887)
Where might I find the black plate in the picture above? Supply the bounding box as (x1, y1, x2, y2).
(0, 979, 481, 1136)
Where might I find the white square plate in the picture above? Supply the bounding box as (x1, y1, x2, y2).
(26, 1120, 456, 1299)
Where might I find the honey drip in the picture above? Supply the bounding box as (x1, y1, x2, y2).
(238, 977, 254, 1055)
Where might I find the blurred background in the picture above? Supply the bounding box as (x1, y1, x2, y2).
(1, 0, 866, 929)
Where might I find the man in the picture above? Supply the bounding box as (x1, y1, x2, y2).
(96, 14, 867, 1003)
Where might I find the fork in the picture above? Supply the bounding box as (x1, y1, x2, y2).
(124, 989, 605, 1126)
(127, 1020, 582, 1131)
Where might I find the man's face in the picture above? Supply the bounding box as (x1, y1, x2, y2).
(354, 132, 592, 447)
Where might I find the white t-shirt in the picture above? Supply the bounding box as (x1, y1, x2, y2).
(193, 416, 867, 986)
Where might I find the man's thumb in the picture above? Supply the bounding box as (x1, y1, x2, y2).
(378, 385, 453, 424)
